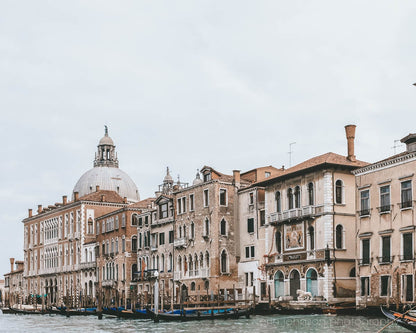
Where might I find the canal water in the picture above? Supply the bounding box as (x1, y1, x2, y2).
(0, 312, 409, 332)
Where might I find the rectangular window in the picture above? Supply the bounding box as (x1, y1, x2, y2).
(189, 194, 194, 211)
(219, 189, 227, 206)
(403, 274, 414, 301)
(360, 190, 370, 216)
(250, 272, 254, 287)
(249, 192, 254, 205)
(204, 173, 211, 182)
(159, 232, 165, 245)
(401, 181, 412, 208)
(169, 230, 174, 244)
(380, 276, 390, 296)
(251, 246, 255, 258)
(403, 233, 413, 261)
(177, 198, 182, 214)
(361, 276, 370, 296)
(380, 186, 390, 212)
(245, 246, 250, 258)
(160, 203, 168, 219)
(203, 189, 209, 207)
(122, 238, 125, 252)
(247, 218, 254, 233)
(138, 217, 142, 227)
(145, 215, 149, 225)
(182, 197, 186, 213)
(259, 210, 265, 226)
(362, 239, 370, 265)
(245, 272, 249, 287)
(381, 236, 391, 263)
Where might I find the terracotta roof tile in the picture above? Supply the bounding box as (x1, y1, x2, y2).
(256, 152, 369, 185)
(128, 198, 155, 209)
(79, 190, 125, 203)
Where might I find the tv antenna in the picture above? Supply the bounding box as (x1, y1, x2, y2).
(288, 142, 296, 167)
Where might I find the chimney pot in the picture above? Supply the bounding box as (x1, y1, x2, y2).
(37, 205, 42, 214)
(28, 209, 32, 218)
(233, 170, 241, 185)
(63, 195, 67, 205)
(345, 124, 357, 162)
(96, 185, 100, 192)
(10, 258, 15, 273)
(74, 192, 79, 201)
(101, 195, 105, 202)
(123, 197, 127, 204)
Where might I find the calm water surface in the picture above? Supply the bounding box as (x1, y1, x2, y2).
(0, 312, 409, 333)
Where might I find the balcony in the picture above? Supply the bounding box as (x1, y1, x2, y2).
(200, 268, 209, 278)
(80, 262, 96, 270)
(378, 205, 392, 214)
(174, 237, 187, 248)
(358, 258, 372, 266)
(135, 269, 158, 281)
(151, 246, 158, 252)
(400, 255, 414, 262)
(102, 279, 116, 288)
(269, 207, 314, 224)
(359, 209, 370, 217)
(377, 256, 394, 264)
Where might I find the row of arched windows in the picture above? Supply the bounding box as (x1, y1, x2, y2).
(275, 180, 344, 212)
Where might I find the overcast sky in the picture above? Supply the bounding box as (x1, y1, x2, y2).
(1, 1, 416, 277)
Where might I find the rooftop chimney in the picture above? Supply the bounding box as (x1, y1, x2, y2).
(233, 170, 241, 185)
(28, 209, 32, 218)
(37, 205, 42, 214)
(96, 185, 100, 192)
(63, 195, 67, 205)
(74, 192, 79, 201)
(10, 258, 15, 273)
(345, 124, 356, 162)
(101, 194, 106, 202)
(400, 133, 416, 153)
(123, 197, 127, 204)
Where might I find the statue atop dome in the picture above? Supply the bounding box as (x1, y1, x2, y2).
(94, 126, 119, 168)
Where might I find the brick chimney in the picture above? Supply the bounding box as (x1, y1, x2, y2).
(63, 195, 67, 205)
(345, 124, 356, 162)
(101, 194, 106, 202)
(233, 170, 241, 185)
(123, 197, 127, 204)
(96, 185, 100, 192)
(10, 258, 15, 273)
(37, 205, 42, 214)
(28, 209, 32, 218)
(74, 192, 79, 201)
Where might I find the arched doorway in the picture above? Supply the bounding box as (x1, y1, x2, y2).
(289, 270, 300, 300)
(306, 269, 318, 296)
(181, 284, 188, 302)
(274, 271, 284, 298)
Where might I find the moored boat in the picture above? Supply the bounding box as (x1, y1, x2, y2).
(149, 307, 252, 322)
(380, 306, 416, 332)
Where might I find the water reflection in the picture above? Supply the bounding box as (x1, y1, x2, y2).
(0, 313, 408, 333)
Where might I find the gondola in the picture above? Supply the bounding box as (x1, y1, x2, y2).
(8, 307, 47, 315)
(148, 307, 251, 322)
(380, 306, 416, 332)
(102, 307, 151, 319)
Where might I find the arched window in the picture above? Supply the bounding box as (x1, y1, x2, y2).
(191, 282, 196, 291)
(132, 236, 137, 252)
(204, 218, 210, 237)
(336, 225, 343, 249)
(220, 250, 228, 273)
(205, 251, 210, 268)
(306, 269, 318, 296)
(275, 191, 281, 213)
(287, 188, 293, 210)
(349, 267, 356, 277)
(220, 219, 227, 236)
(132, 264, 137, 280)
(88, 218, 93, 234)
(308, 183, 314, 206)
(131, 214, 138, 226)
(204, 280, 209, 290)
(183, 225, 187, 239)
(275, 231, 282, 253)
(335, 180, 343, 204)
(294, 186, 301, 208)
(274, 271, 284, 298)
(308, 226, 315, 250)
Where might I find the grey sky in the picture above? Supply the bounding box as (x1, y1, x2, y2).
(1, 1, 416, 277)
